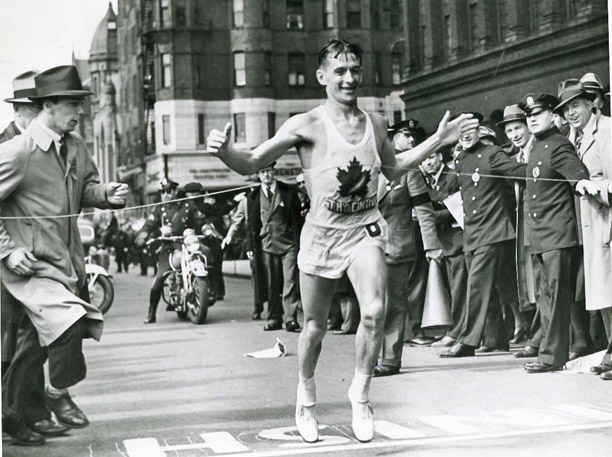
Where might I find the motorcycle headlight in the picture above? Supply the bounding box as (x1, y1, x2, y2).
(187, 242, 201, 254)
(88, 246, 97, 256)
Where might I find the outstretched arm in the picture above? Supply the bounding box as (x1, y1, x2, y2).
(378, 112, 478, 181)
(207, 115, 308, 175)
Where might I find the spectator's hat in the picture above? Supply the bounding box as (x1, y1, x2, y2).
(389, 119, 426, 143)
(553, 80, 595, 113)
(183, 182, 204, 193)
(449, 111, 483, 123)
(4, 71, 39, 104)
(580, 72, 605, 94)
(28, 65, 93, 100)
(518, 93, 559, 116)
(496, 104, 526, 127)
(258, 161, 277, 172)
(478, 125, 498, 145)
(160, 178, 179, 190)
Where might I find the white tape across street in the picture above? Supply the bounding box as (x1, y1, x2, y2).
(120, 403, 612, 457)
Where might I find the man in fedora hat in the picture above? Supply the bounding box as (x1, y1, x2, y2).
(439, 111, 529, 359)
(373, 120, 442, 377)
(517, 92, 598, 373)
(243, 161, 303, 332)
(580, 72, 609, 118)
(557, 79, 612, 376)
(0, 65, 128, 445)
(136, 178, 207, 323)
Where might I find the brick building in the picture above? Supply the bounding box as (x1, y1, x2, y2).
(115, 0, 405, 198)
(398, 0, 609, 139)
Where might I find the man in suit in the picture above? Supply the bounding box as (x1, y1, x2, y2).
(246, 162, 303, 332)
(518, 93, 598, 373)
(0, 66, 128, 445)
(439, 112, 528, 358)
(373, 120, 442, 377)
(422, 149, 468, 349)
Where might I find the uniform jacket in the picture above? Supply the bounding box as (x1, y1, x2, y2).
(525, 127, 589, 254)
(570, 115, 612, 310)
(0, 120, 118, 345)
(378, 171, 441, 265)
(0, 121, 20, 144)
(424, 165, 463, 257)
(454, 141, 526, 252)
(246, 181, 303, 255)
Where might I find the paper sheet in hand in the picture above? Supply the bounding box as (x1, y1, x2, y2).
(244, 338, 286, 358)
(443, 192, 464, 229)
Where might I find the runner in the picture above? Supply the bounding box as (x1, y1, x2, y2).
(207, 39, 477, 443)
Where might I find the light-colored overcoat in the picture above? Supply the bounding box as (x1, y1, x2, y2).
(0, 120, 113, 345)
(571, 114, 612, 311)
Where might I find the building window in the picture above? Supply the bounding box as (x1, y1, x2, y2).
(233, 0, 244, 27)
(323, 0, 334, 29)
(288, 53, 305, 86)
(234, 113, 246, 143)
(529, 0, 539, 32)
(468, 2, 478, 52)
(390, 0, 401, 29)
(92, 75, 98, 96)
(393, 111, 402, 124)
(370, 1, 380, 29)
(161, 53, 172, 88)
(133, 74, 138, 105)
(198, 114, 205, 145)
(195, 59, 201, 88)
(374, 52, 382, 86)
(267, 112, 276, 139)
(391, 53, 402, 85)
(443, 14, 451, 59)
(287, 0, 304, 29)
(420, 25, 426, 69)
(346, 0, 361, 29)
(565, 0, 578, 20)
(234, 52, 246, 87)
(264, 51, 272, 87)
(263, 0, 270, 28)
(162, 115, 171, 145)
(160, 0, 171, 28)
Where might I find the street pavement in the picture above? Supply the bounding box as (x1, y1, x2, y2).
(3, 265, 612, 457)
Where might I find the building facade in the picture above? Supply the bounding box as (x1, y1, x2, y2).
(115, 0, 405, 198)
(398, 0, 609, 139)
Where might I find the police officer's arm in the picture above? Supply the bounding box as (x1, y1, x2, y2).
(376, 113, 479, 180)
(550, 142, 597, 195)
(136, 209, 161, 245)
(489, 147, 528, 178)
(406, 172, 442, 258)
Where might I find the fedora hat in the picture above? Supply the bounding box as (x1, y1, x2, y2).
(28, 65, 93, 100)
(580, 72, 605, 93)
(553, 79, 596, 113)
(449, 111, 483, 123)
(496, 104, 526, 127)
(4, 71, 39, 104)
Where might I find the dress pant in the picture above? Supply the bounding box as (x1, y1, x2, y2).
(250, 254, 267, 315)
(570, 255, 593, 353)
(533, 247, 579, 366)
(405, 255, 429, 340)
(457, 241, 511, 348)
(444, 253, 468, 340)
(262, 247, 300, 325)
(381, 262, 414, 367)
(1, 283, 25, 375)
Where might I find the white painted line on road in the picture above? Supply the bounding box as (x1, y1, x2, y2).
(551, 404, 612, 421)
(258, 425, 351, 448)
(124, 438, 166, 457)
(374, 420, 426, 439)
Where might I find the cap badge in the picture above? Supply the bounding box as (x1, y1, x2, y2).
(526, 96, 535, 107)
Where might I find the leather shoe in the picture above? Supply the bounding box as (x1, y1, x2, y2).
(44, 390, 89, 429)
(524, 362, 564, 373)
(568, 351, 588, 361)
(333, 329, 356, 335)
(263, 322, 282, 331)
(373, 365, 400, 377)
(514, 346, 538, 358)
(475, 345, 509, 354)
(295, 405, 319, 443)
(286, 320, 301, 333)
(408, 336, 436, 346)
(29, 419, 71, 437)
(590, 363, 612, 375)
(439, 343, 475, 358)
(510, 325, 529, 344)
(601, 370, 612, 380)
(3, 416, 45, 446)
(431, 336, 455, 348)
(252, 312, 261, 320)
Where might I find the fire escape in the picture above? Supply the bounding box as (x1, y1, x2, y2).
(140, 0, 157, 157)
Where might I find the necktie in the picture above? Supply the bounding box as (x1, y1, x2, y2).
(575, 129, 584, 153)
(57, 137, 68, 166)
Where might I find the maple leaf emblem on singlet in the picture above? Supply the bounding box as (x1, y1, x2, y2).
(336, 157, 371, 198)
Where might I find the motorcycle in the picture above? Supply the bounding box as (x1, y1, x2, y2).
(78, 222, 115, 314)
(147, 228, 216, 324)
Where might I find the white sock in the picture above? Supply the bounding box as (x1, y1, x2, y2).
(349, 369, 372, 403)
(297, 375, 316, 407)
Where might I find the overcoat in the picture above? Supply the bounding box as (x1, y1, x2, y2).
(571, 115, 612, 311)
(0, 120, 116, 346)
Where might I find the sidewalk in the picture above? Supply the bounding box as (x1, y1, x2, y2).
(222, 259, 251, 279)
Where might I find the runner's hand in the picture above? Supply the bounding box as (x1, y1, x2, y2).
(6, 247, 37, 276)
(436, 111, 479, 147)
(207, 123, 232, 155)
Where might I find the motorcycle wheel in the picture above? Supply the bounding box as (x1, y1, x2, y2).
(90, 274, 114, 314)
(189, 277, 210, 324)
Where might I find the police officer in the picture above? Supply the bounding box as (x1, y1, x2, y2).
(137, 179, 206, 324)
(517, 93, 599, 373)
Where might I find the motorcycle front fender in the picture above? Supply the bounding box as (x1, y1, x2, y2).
(86, 263, 112, 278)
(190, 259, 208, 277)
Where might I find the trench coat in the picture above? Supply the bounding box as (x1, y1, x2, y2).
(571, 114, 612, 311)
(0, 120, 116, 346)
